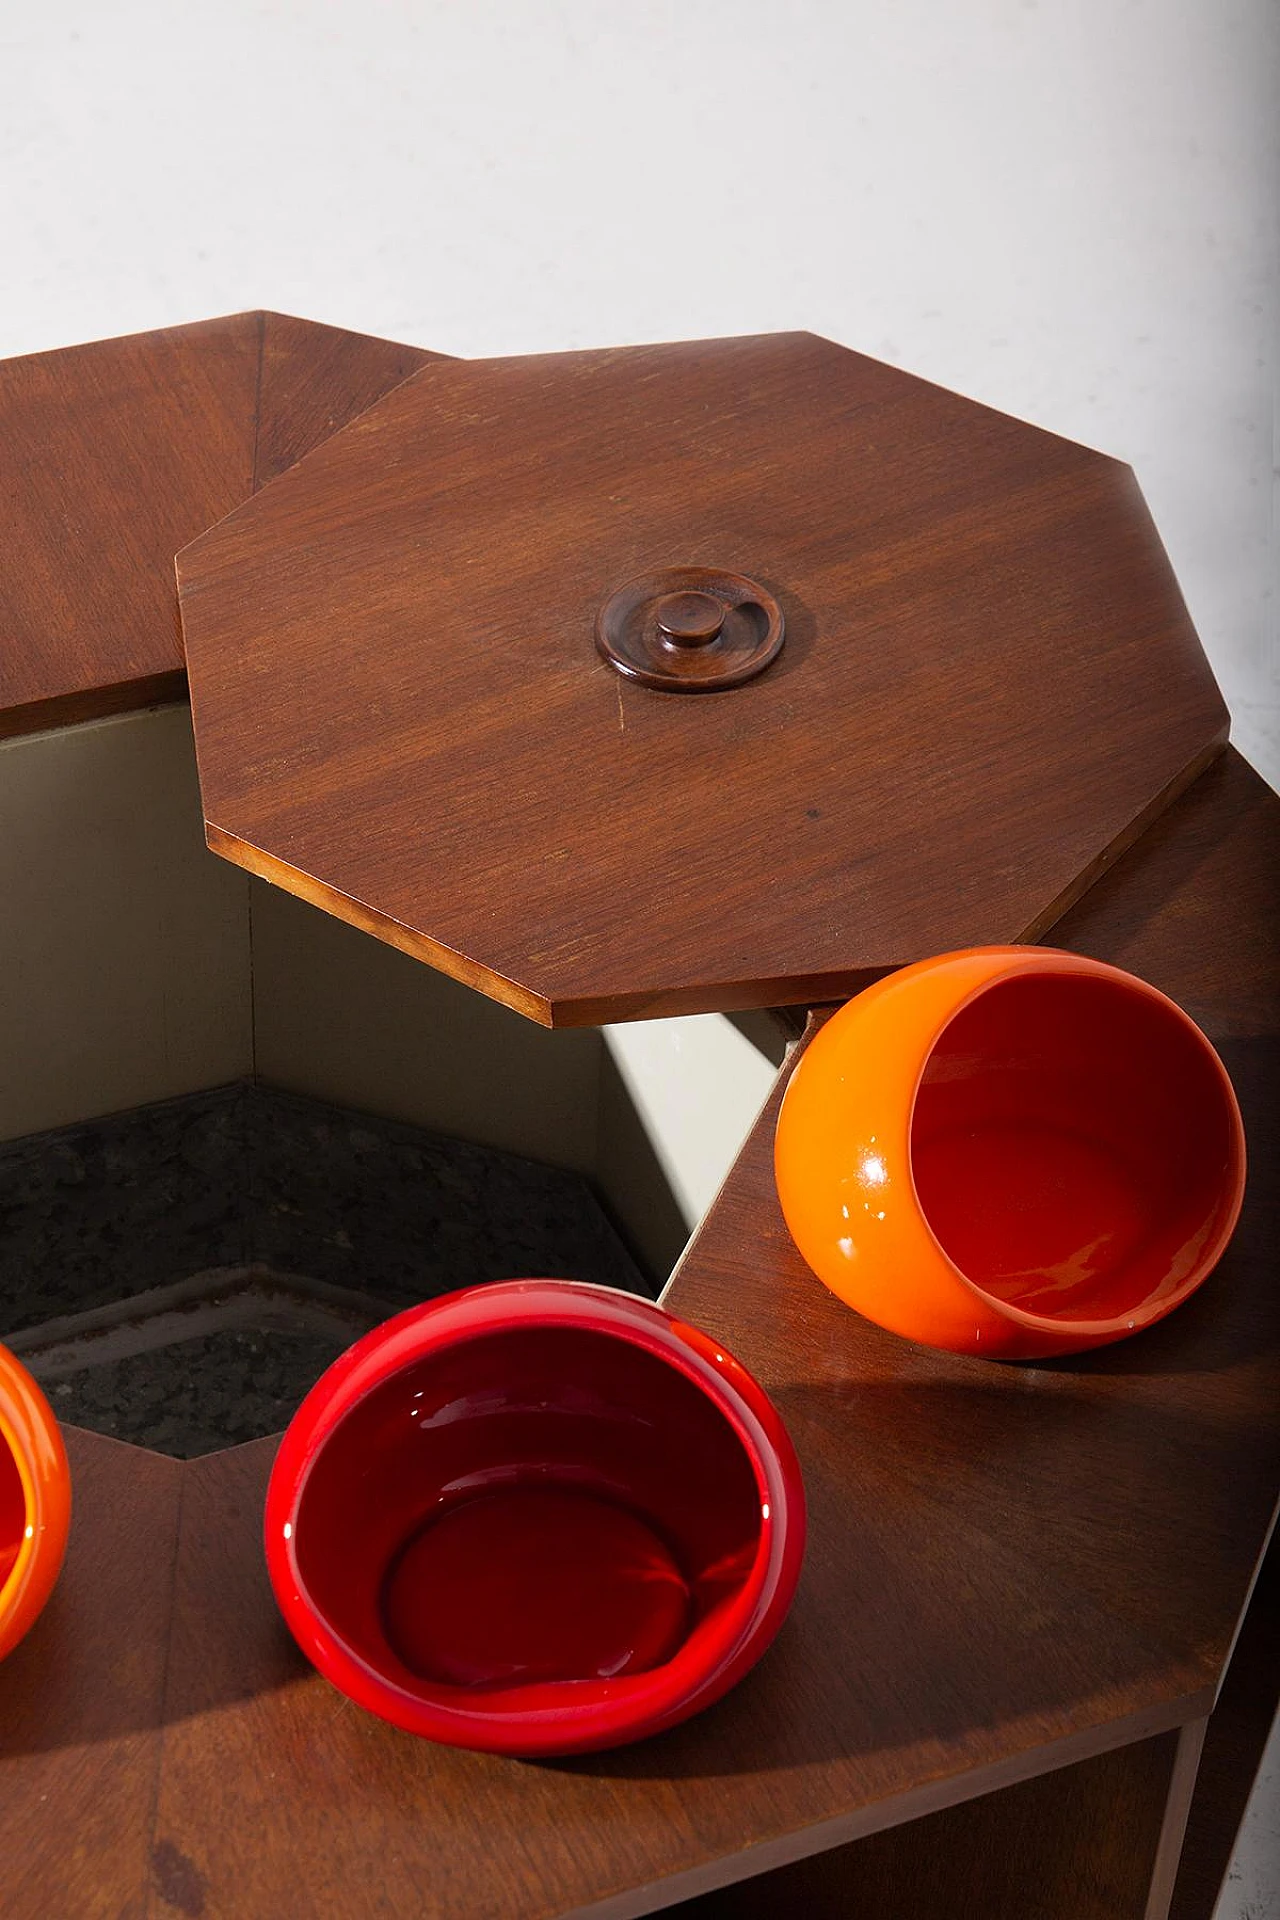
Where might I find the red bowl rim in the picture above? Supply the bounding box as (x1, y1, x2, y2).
(264, 1278, 806, 1753)
(0, 1343, 71, 1659)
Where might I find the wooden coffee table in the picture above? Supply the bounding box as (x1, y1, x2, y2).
(0, 319, 1275, 1919)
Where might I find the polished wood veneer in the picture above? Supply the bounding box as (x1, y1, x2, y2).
(0, 314, 438, 738)
(176, 332, 1229, 1026)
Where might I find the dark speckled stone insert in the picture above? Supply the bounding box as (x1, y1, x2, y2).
(1, 1083, 648, 1456)
(46, 1327, 350, 1459)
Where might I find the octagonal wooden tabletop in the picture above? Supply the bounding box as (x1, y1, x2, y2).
(176, 331, 1229, 1025)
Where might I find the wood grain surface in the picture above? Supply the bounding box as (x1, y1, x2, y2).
(93, 747, 1273, 1920)
(0, 314, 439, 739)
(253, 313, 433, 491)
(0, 1429, 183, 1920)
(177, 332, 1228, 1025)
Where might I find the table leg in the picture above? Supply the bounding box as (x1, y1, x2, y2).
(1146, 1721, 1209, 1920)
(670, 1730, 1189, 1920)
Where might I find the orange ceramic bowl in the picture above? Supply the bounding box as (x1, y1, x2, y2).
(775, 948, 1246, 1360)
(0, 1344, 71, 1659)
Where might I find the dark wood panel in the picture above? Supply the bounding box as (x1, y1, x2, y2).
(0, 1428, 183, 1920)
(1172, 1524, 1280, 1920)
(254, 312, 436, 487)
(0, 314, 439, 740)
(1049, 744, 1280, 1037)
(178, 332, 1227, 1024)
(673, 1729, 1182, 1920)
(0, 316, 258, 737)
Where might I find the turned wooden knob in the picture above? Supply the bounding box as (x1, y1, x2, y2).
(653, 591, 726, 648)
(596, 567, 784, 693)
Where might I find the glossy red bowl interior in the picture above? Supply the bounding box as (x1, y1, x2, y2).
(912, 967, 1243, 1331)
(265, 1280, 805, 1754)
(0, 1432, 22, 1604)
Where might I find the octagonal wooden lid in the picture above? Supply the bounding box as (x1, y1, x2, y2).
(177, 332, 1228, 1026)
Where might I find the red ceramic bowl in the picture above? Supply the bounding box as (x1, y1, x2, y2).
(265, 1280, 805, 1754)
(775, 947, 1246, 1360)
(0, 1343, 71, 1660)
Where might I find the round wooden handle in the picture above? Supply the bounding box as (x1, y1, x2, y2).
(596, 568, 784, 693)
(653, 591, 726, 648)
